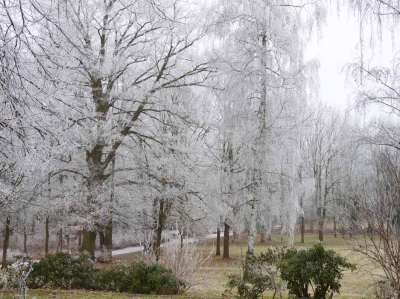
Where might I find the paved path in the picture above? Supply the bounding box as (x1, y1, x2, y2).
(112, 233, 219, 256)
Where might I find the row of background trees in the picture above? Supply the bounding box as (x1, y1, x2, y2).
(1, 0, 400, 280)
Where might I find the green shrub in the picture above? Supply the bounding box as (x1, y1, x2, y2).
(27, 252, 95, 289)
(27, 253, 184, 295)
(121, 261, 185, 295)
(92, 264, 127, 292)
(225, 247, 286, 299)
(280, 244, 356, 299)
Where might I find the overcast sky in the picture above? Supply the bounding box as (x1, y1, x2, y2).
(306, 11, 399, 113)
(305, 13, 360, 111)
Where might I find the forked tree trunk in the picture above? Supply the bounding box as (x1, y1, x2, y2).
(216, 226, 221, 256)
(2, 216, 11, 268)
(223, 222, 230, 259)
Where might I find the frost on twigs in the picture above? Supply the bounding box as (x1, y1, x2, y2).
(0, 255, 33, 299)
(141, 236, 212, 293)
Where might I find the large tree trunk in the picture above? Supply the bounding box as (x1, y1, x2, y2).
(216, 226, 221, 256)
(223, 222, 230, 259)
(2, 216, 11, 268)
(81, 229, 96, 259)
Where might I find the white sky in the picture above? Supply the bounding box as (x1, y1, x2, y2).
(305, 13, 360, 111)
(305, 11, 398, 113)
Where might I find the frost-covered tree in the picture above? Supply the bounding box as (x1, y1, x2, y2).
(8, 0, 213, 258)
(303, 103, 350, 242)
(213, 0, 326, 257)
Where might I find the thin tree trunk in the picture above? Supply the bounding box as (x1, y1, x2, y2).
(104, 219, 112, 260)
(99, 231, 105, 249)
(260, 226, 266, 243)
(216, 226, 221, 256)
(45, 215, 49, 254)
(318, 208, 326, 242)
(223, 222, 230, 259)
(301, 215, 305, 243)
(2, 216, 11, 268)
(24, 226, 27, 254)
(247, 198, 257, 256)
(78, 230, 82, 247)
(66, 232, 70, 251)
(334, 217, 337, 238)
(57, 228, 63, 252)
(153, 198, 165, 261)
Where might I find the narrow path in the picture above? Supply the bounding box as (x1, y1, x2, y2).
(112, 233, 220, 256)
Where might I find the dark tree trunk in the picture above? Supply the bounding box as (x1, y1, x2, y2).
(260, 228, 266, 243)
(301, 215, 305, 243)
(334, 217, 337, 238)
(104, 219, 112, 254)
(57, 228, 63, 252)
(153, 198, 165, 261)
(99, 231, 105, 248)
(2, 216, 11, 268)
(45, 215, 49, 254)
(78, 230, 82, 246)
(223, 222, 230, 259)
(24, 226, 27, 254)
(318, 208, 326, 242)
(81, 229, 96, 259)
(216, 226, 221, 256)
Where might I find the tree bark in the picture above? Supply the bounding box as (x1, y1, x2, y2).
(45, 215, 49, 254)
(2, 216, 11, 268)
(104, 219, 112, 260)
(223, 222, 230, 259)
(301, 215, 305, 243)
(260, 227, 266, 243)
(56, 227, 63, 252)
(24, 226, 27, 254)
(153, 198, 165, 261)
(247, 198, 257, 255)
(216, 226, 221, 256)
(334, 217, 337, 238)
(318, 208, 326, 242)
(78, 230, 82, 247)
(80, 229, 96, 259)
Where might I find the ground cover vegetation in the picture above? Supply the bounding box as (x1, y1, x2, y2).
(2, 0, 400, 298)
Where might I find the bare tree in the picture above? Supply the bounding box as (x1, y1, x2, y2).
(348, 148, 400, 298)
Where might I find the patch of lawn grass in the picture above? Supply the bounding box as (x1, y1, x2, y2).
(4, 233, 379, 298)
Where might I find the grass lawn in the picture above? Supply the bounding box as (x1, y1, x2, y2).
(1, 233, 381, 299)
